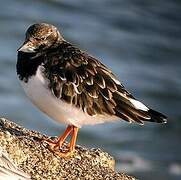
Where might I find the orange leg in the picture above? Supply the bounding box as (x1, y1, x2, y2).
(52, 125, 73, 150)
(43, 125, 79, 157)
(43, 125, 73, 148)
(69, 126, 79, 152)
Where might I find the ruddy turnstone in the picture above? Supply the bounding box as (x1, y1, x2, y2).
(16, 23, 167, 157)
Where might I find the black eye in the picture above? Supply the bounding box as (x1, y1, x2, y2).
(39, 44, 46, 49)
(42, 37, 47, 41)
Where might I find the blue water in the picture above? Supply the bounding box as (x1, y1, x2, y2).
(0, 0, 181, 179)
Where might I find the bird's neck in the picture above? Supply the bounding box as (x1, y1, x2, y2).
(16, 41, 76, 82)
(16, 52, 44, 82)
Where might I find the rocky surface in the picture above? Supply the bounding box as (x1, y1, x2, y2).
(0, 118, 137, 180)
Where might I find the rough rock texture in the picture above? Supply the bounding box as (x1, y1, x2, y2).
(0, 118, 137, 180)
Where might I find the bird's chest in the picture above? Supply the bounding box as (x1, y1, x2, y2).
(19, 66, 116, 127)
(21, 66, 49, 104)
(20, 66, 73, 124)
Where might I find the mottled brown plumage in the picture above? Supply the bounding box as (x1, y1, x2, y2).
(39, 41, 165, 124)
(17, 23, 167, 157)
(42, 42, 126, 118)
(17, 23, 167, 125)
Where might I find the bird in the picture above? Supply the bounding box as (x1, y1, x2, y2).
(16, 23, 167, 157)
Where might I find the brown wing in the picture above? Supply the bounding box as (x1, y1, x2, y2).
(44, 42, 166, 124)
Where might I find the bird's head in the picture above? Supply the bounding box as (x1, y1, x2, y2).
(18, 23, 64, 53)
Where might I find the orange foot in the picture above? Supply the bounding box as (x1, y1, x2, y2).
(42, 125, 79, 157)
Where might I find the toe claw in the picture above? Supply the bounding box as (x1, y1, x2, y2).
(54, 150, 75, 158)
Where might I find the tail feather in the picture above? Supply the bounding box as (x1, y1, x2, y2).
(115, 101, 167, 124)
(115, 107, 144, 125)
(113, 92, 167, 124)
(115, 99, 152, 124)
(146, 109, 167, 123)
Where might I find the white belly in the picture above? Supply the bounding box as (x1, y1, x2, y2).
(20, 66, 116, 127)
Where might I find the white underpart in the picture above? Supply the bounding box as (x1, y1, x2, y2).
(129, 98, 149, 111)
(20, 66, 117, 128)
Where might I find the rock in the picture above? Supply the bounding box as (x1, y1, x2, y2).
(0, 149, 31, 180)
(0, 118, 137, 180)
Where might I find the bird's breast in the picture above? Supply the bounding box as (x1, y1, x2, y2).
(20, 66, 117, 127)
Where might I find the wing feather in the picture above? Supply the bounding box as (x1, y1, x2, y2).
(44, 41, 167, 124)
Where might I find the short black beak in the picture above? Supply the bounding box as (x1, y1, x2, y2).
(17, 41, 36, 53)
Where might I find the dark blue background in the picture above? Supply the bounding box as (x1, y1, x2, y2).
(0, 0, 180, 179)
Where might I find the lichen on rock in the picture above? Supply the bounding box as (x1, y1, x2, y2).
(0, 118, 137, 180)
